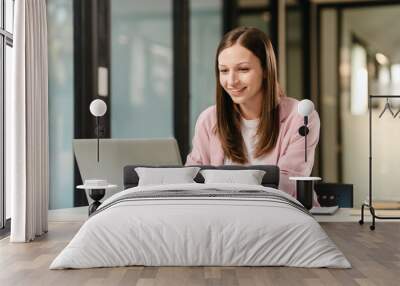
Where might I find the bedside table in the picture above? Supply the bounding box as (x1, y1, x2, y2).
(77, 184, 117, 215)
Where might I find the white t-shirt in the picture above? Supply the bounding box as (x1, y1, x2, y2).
(224, 118, 268, 165)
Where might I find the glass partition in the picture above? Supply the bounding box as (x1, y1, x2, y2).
(239, 0, 269, 8)
(111, 0, 173, 139)
(239, 13, 270, 35)
(286, 2, 303, 99)
(189, 0, 222, 141)
(47, 0, 74, 209)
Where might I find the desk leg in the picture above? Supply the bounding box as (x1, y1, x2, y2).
(88, 201, 102, 216)
(88, 189, 105, 216)
(296, 180, 313, 210)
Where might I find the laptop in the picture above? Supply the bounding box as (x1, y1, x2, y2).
(73, 138, 182, 202)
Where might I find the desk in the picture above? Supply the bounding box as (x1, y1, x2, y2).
(289, 176, 321, 210)
(314, 208, 400, 222)
(48, 207, 400, 223)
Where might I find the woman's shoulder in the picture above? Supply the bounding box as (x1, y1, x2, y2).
(195, 105, 217, 130)
(279, 96, 319, 122)
(279, 96, 298, 114)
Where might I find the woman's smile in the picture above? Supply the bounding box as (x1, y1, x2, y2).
(229, 87, 247, 96)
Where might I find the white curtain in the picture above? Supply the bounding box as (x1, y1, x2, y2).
(7, 0, 49, 242)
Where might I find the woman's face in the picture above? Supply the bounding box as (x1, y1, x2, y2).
(218, 43, 264, 106)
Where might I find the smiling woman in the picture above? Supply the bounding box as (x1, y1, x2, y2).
(218, 44, 264, 119)
(185, 26, 321, 205)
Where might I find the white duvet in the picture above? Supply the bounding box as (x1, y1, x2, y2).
(50, 183, 351, 269)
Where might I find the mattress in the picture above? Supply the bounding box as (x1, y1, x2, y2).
(50, 183, 351, 269)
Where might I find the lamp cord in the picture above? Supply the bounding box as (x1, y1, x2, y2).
(304, 116, 308, 162)
(305, 130, 307, 162)
(97, 116, 99, 162)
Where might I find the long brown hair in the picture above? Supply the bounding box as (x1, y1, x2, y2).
(215, 26, 282, 164)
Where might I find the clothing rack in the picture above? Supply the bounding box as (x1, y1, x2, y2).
(359, 95, 400, 230)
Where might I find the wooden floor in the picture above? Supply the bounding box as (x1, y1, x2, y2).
(0, 222, 399, 286)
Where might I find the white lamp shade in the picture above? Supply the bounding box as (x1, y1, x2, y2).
(90, 99, 107, 117)
(297, 99, 314, 117)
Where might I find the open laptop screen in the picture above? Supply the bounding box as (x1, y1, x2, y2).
(73, 138, 182, 202)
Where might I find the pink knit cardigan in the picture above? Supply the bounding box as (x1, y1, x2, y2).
(185, 96, 321, 206)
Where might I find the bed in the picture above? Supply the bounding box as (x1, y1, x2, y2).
(50, 165, 350, 269)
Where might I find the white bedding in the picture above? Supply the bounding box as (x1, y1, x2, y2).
(50, 183, 351, 269)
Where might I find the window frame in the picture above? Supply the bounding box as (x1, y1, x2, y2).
(1, 0, 14, 233)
